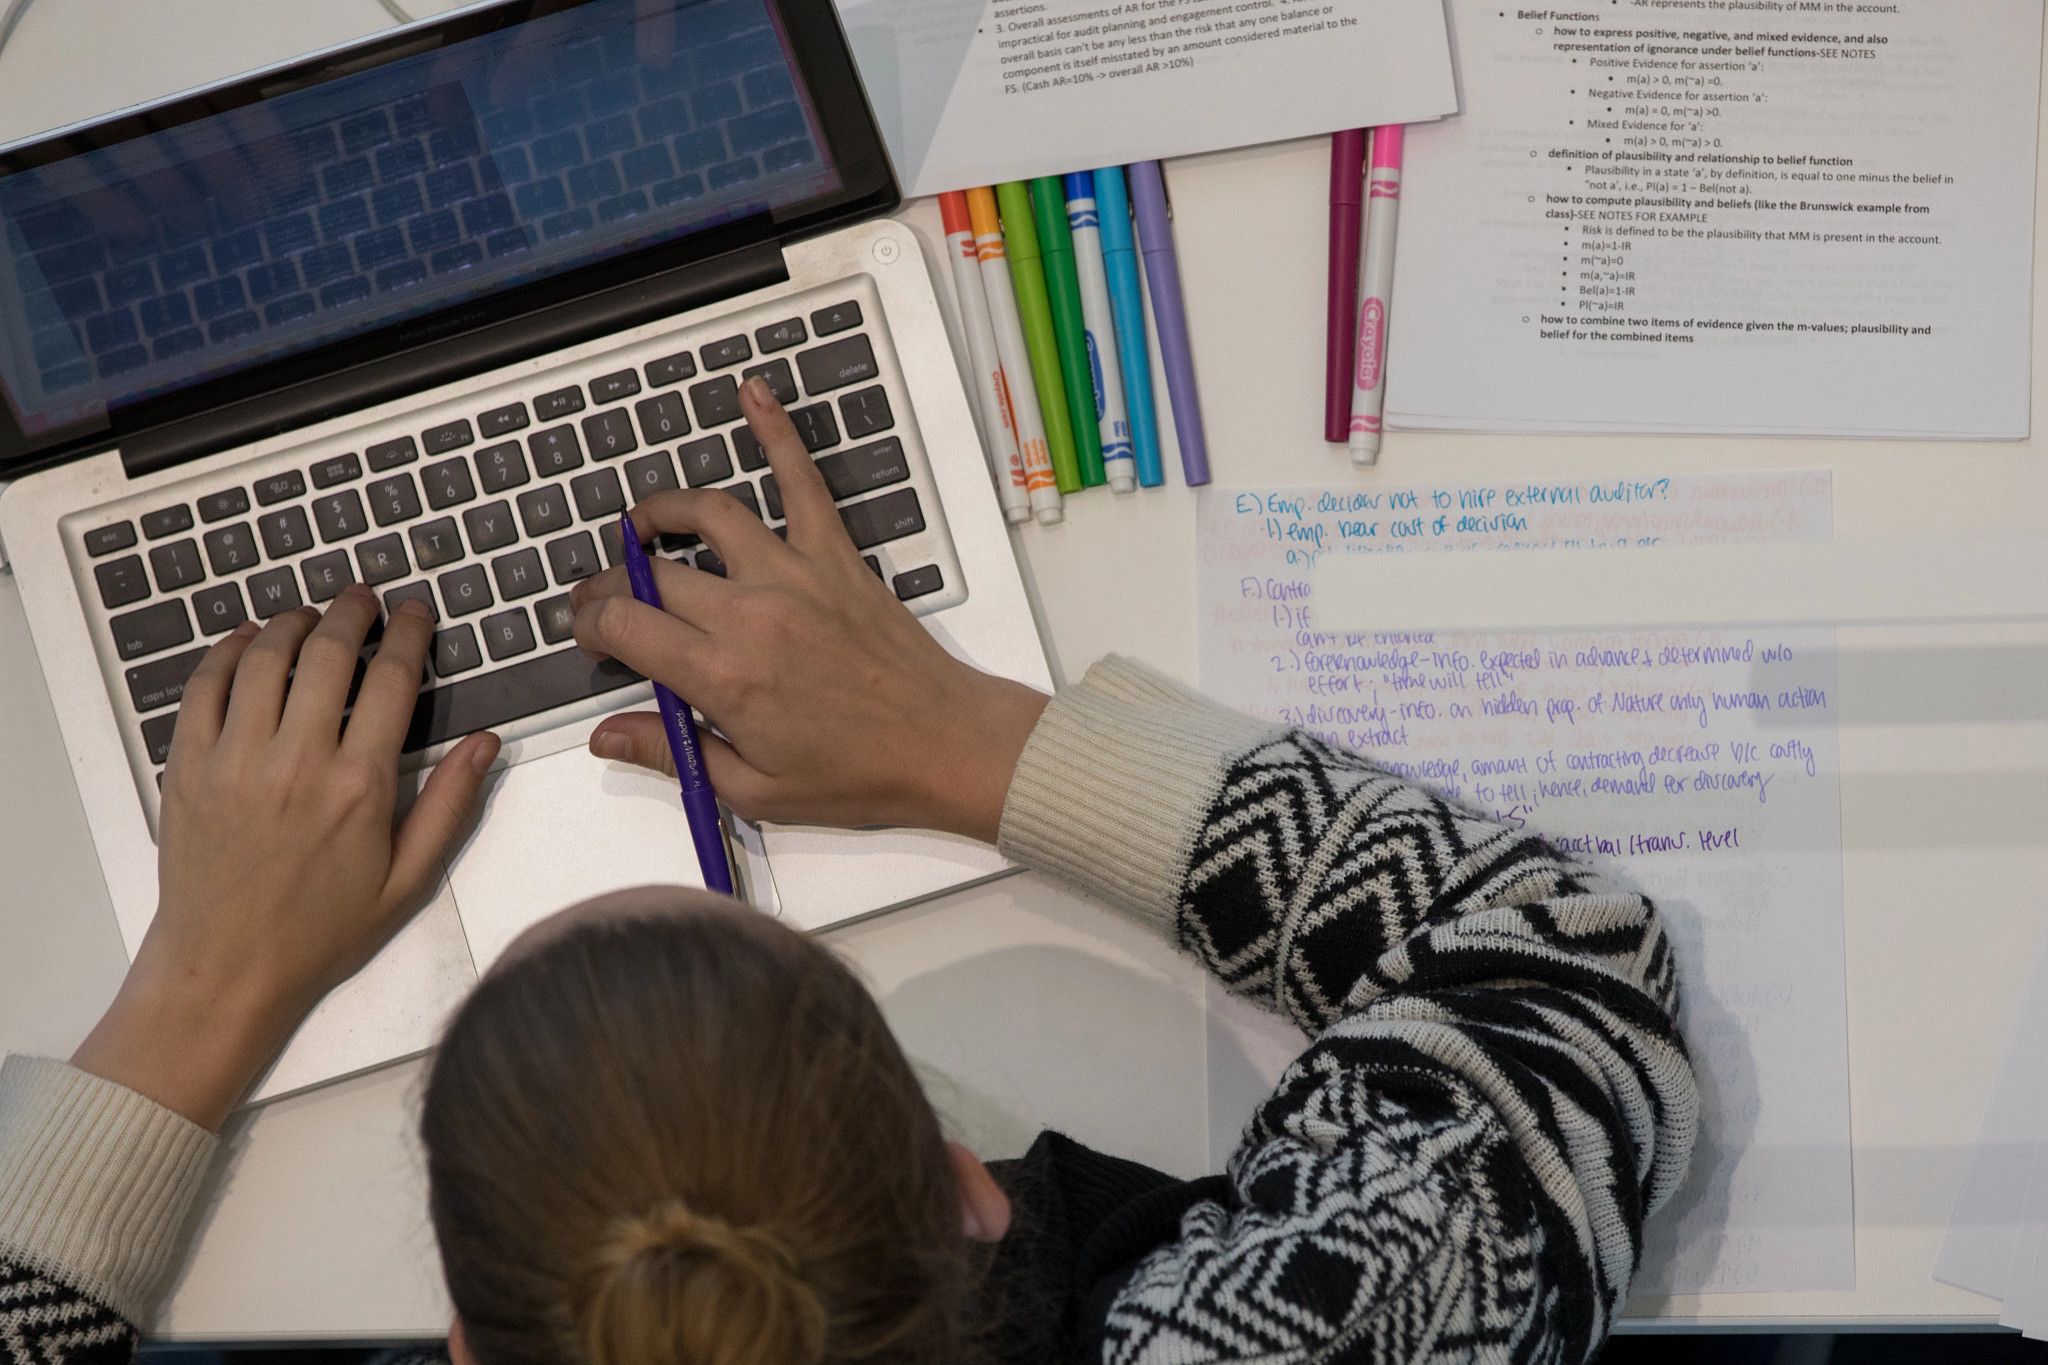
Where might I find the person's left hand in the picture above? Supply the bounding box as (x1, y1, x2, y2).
(71, 586, 499, 1129)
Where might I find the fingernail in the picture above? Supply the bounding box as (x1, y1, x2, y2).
(592, 730, 629, 761)
(470, 733, 501, 773)
(398, 597, 432, 619)
(233, 619, 260, 638)
(741, 374, 772, 405)
(348, 582, 376, 601)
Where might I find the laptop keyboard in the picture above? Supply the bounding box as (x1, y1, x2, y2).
(72, 282, 966, 818)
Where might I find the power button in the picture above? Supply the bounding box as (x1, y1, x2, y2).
(871, 236, 900, 265)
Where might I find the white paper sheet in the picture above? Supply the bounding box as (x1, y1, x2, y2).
(831, 0, 1458, 197)
(1384, 1, 2043, 437)
(1196, 470, 1853, 1295)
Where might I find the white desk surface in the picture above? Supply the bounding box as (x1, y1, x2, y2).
(2, 0, 2045, 1338)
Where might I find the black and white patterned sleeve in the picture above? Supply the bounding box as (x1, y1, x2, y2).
(998, 660, 1698, 1364)
(0, 1260, 137, 1365)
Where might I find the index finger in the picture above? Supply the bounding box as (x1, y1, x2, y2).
(737, 375, 845, 554)
(625, 486, 785, 573)
(342, 597, 435, 759)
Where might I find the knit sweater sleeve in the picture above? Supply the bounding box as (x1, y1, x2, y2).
(0, 1055, 220, 1356)
(997, 657, 1697, 1364)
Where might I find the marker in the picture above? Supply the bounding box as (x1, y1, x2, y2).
(967, 187, 1063, 524)
(1350, 125, 1404, 466)
(1093, 166, 1162, 488)
(939, 192, 1029, 524)
(994, 181, 1081, 494)
(1127, 161, 1209, 486)
(618, 512, 735, 896)
(1030, 176, 1105, 488)
(1062, 172, 1137, 493)
(1325, 129, 1367, 444)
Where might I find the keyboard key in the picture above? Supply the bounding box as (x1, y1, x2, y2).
(535, 592, 577, 644)
(733, 427, 766, 471)
(433, 624, 483, 677)
(302, 550, 355, 601)
(310, 453, 362, 488)
(438, 564, 494, 617)
(259, 505, 315, 559)
(572, 467, 625, 521)
(149, 540, 205, 593)
(791, 403, 840, 452)
(742, 358, 797, 406)
(633, 392, 691, 443)
(423, 457, 478, 510)
(840, 487, 924, 550)
(892, 565, 944, 601)
(141, 505, 194, 540)
(797, 335, 878, 395)
(355, 533, 410, 585)
(688, 375, 740, 428)
(701, 334, 751, 369)
(248, 567, 302, 617)
(624, 450, 680, 498)
(93, 555, 150, 609)
(581, 409, 638, 460)
(491, 547, 548, 601)
(126, 645, 209, 712)
(475, 441, 529, 494)
(314, 489, 369, 543)
(478, 402, 530, 437)
(203, 523, 260, 575)
(402, 643, 638, 751)
(645, 351, 696, 387)
(864, 555, 882, 578)
(142, 712, 180, 766)
(590, 369, 641, 403)
(727, 482, 761, 520)
(674, 435, 733, 487)
(534, 385, 585, 420)
(817, 437, 912, 501)
(255, 470, 306, 506)
(462, 501, 519, 553)
(368, 474, 423, 526)
(423, 419, 475, 455)
(545, 532, 601, 585)
(409, 517, 465, 569)
(85, 521, 137, 557)
(599, 520, 626, 567)
(529, 426, 584, 477)
(838, 386, 894, 439)
(810, 300, 861, 336)
(517, 485, 573, 537)
(367, 436, 419, 471)
(109, 599, 193, 660)
(694, 548, 726, 577)
(198, 488, 250, 523)
(755, 317, 806, 353)
(482, 609, 537, 661)
(192, 582, 248, 635)
(383, 581, 438, 622)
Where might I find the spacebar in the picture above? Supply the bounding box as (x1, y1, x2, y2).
(404, 647, 642, 753)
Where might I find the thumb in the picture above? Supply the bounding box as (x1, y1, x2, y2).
(385, 731, 500, 911)
(590, 713, 773, 820)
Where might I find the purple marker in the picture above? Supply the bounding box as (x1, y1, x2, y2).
(619, 512, 736, 896)
(1127, 161, 1209, 486)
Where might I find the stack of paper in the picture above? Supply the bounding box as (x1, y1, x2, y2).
(1936, 929, 2048, 1335)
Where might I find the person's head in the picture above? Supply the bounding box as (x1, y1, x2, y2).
(420, 888, 1011, 1365)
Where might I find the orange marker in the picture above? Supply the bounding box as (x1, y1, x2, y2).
(966, 186, 1063, 524)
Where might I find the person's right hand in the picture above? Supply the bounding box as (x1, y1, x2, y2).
(568, 376, 1047, 843)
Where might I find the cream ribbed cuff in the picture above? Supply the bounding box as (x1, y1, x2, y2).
(0, 1055, 219, 1327)
(998, 656, 1282, 931)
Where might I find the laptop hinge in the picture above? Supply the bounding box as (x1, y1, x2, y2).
(120, 240, 790, 479)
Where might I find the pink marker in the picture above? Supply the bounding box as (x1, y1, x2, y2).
(1349, 125, 1404, 466)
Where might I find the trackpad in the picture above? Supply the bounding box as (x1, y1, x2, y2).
(447, 746, 707, 972)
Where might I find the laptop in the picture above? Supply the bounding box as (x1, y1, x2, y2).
(0, 0, 1052, 1101)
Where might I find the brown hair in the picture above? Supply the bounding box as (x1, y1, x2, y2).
(420, 897, 979, 1365)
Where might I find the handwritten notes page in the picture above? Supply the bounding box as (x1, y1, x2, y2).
(1196, 471, 1851, 1295)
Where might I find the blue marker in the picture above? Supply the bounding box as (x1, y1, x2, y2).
(1063, 172, 1137, 493)
(1090, 166, 1162, 488)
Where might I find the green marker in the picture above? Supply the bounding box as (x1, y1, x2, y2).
(995, 181, 1081, 494)
(1029, 175, 1105, 487)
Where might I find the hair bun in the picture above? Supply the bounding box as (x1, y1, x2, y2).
(581, 1201, 828, 1365)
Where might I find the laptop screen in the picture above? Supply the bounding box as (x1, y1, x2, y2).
(0, 0, 891, 473)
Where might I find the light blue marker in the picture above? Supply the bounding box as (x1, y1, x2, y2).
(1089, 166, 1162, 488)
(1061, 173, 1135, 492)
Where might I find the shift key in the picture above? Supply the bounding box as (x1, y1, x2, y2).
(839, 487, 923, 550)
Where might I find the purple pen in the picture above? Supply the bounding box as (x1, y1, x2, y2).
(619, 512, 735, 896)
(1127, 161, 1210, 486)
